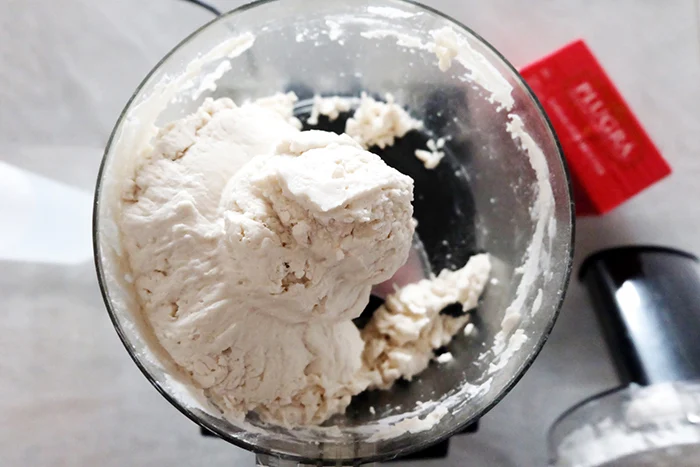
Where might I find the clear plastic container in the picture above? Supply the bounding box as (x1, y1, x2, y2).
(93, 0, 574, 464)
(549, 382, 700, 467)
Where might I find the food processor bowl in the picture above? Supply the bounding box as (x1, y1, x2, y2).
(93, 0, 575, 464)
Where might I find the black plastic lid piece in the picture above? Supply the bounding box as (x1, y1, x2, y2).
(580, 246, 700, 386)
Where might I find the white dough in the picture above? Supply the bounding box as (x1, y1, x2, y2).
(119, 93, 490, 428)
(121, 96, 414, 426)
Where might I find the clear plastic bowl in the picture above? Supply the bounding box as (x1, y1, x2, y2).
(549, 382, 700, 467)
(93, 0, 574, 464)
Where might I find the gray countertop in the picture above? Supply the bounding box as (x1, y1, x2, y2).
(2, 1, 700, 465)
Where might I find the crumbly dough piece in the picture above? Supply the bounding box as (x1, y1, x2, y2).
(361, 254, 491, 389)
(345, 92, 423, 149)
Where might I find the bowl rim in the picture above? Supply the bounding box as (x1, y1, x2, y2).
(93, 0, 576, 463)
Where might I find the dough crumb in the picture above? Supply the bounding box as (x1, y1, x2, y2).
(414, 138, 446, 169)
(431, 28, 460, 72)
(345, 92, 423, 149)
(307, 95, 356, 125)
(435, 352, 454, 364)
(463, 323, 476, 337)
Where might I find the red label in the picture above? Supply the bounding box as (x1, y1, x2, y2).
(520, 40, 671, 216)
